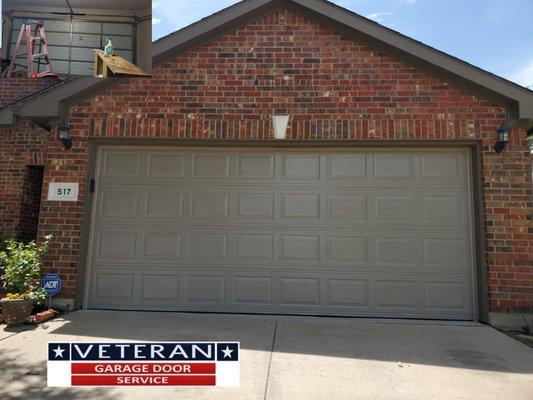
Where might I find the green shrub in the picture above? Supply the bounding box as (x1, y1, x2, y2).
(0, 234, 54, 304)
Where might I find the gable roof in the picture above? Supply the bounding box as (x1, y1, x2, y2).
(2, 0, 533, 126)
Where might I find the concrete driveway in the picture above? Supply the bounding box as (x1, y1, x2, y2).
(1, 311, 532, 400)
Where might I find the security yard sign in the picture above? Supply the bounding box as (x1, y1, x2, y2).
(41, 274, 62, 296)
(48, 342, 240, 387)
(47, 182, 79, 201)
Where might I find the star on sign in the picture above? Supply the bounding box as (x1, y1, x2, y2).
(221, 345, 234, 359)
(53, 346, 65, 358)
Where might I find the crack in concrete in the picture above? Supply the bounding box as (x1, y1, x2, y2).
(263, 319, 279, 400)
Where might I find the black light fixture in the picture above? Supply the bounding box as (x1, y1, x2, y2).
(494, 123, 510, 153)
(57, 122, 73, 150)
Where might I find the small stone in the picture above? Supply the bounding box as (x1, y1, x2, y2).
(26, 370, 40, 376)
(398, 362, 404, 368)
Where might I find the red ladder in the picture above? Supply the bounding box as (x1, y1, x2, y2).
(5, 19, 58, 79)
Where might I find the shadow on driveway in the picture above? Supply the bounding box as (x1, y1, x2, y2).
(39, 310, 533, 373)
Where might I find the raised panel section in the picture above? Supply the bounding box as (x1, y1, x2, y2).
(376, 281, 417, 308)
(188, 276, 225, 302)
(328, 237, 367, 262)
(144, 233, 181, 260)
(236, 194, 274, 219)
(191, 234, 227, 259)
(238, 154, 275, 179)
(425, 282, 467, 310)
(328, 155, 366, 179)
(376, 238, 416, 264)
(281, 235, 320, 261)
(141, 275, 179, 302)
(375, 196, 415, 222)
(148, 153, 185, 178)
(100, 191, 139, 217)
(146, 193, 183, 217)
(421, 155, 461, 179)
(236, 235, 273, 260)
(234, 277, 272, 304)
(424, 239, 465, 266)
(282, 195, 319, 219)
(422, 196, 464, 222)
(97, 232, 136, 260)
(190, 193, 229, 218)
(281, 155, 319, 179)
(103, 152, 141, 177)
(328, 196, 366, 221)
(328, 280, 368, 306)
(94, 273, 133, 301)
(281, 278, 320, 305)
(192, 154, 230, 178)
(374, 154, 413, 179)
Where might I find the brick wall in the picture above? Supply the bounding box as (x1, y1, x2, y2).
(0, 9, 531, 312)
(0, 77, 59, 108)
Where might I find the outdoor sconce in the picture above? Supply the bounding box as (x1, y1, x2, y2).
(273, 115, 290, 139)
(494, 123, 510, 153)
(527, 129, 533, 155)
(57, 122, 73, 150)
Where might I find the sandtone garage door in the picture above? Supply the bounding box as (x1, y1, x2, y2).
(85, 146, 476, 320)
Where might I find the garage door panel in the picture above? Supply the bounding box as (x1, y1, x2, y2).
(279, 154, 319, 179)
(327, 280, 369, 307)
(87, 147, 475, 319)
(375, 280, 419, 309)
(146, 191, 184, 218)
(192, 153, 231, 179)
(141, 274, 180, 304)
(233, 277, 273, 304)
(142, 233, 182, 261)
(374, 195, 415, 223)
(327, 236, 368, 263)
(99, 189, 140, 218)
(238, 154, 275, 179)
(280, 278, 321, 306)
(328, 195, 367, 221)
(187, 276, 226, 303)
(420, 153, 467, 184)
(327, 154, 366, 179)
(93, 272, 135, 304)
(89, 228, 469, 273)
(236, 193, 275, 219)
(102, 151, 142, 178)
(95, 231, 137, 262)
(374, 153, 415, 180)
(281, 194, 320, 219)
(190, 192, 229, 218)
(148, 153, 186, 178)
(236, 234, 274, 260)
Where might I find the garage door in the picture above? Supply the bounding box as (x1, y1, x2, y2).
(85, 146, 476, 320)
(9, 17, 134, 76)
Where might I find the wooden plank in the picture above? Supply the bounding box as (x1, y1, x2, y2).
(93, 50, 150, 78)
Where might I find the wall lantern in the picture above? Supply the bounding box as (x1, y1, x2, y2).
(494, 123, 510, 153)
(273, 115, 290, 139)
(527, 128, 533, 155)
(57, 122, 73, 150)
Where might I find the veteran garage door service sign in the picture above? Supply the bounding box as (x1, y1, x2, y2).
(47, 342, 239, 387)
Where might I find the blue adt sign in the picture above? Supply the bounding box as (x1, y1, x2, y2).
(41, 274, 62, 296)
